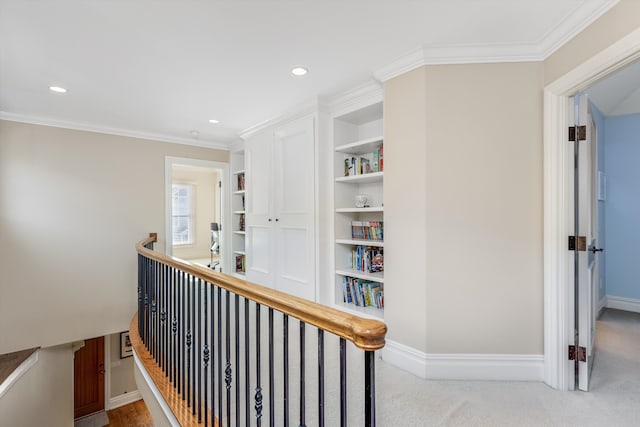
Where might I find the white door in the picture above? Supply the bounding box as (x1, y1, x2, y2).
(245, 131, 275, 287)
(574, 93, 600, 391)
(273, 116, 316, 301)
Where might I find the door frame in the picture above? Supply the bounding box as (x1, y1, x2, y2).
(164, 157, 230, 272)
(544, 27, 640, 390)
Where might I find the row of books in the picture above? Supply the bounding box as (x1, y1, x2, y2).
(235, 254, 246, 273)
(352, 245, 384, 273)
(342, 144, 383, 176)
(237, 173, 245, 191)
(342, 276, 384, 309)
(351, 221, 383, 241)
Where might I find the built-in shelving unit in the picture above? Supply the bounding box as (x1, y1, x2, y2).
(333, 100, 384, 319)
(231, 151, 246, 277)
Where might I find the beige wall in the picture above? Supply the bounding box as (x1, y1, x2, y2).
(545, 0, 640, 85)
(384, 62, 544, 354)
(384, 67, 429, 352)
(0, 345, 74, 427)
(171, 166, 220, 261)
(109, 332, 136, 398)
(0, 120, 228, 354)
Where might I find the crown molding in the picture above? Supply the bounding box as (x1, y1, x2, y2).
(238, 98, 325, 140)
(374, 0, 619, 82)
(0, 111, 231, 151)
(324, 80, 383, 118)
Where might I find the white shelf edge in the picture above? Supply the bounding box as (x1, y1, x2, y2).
(233, 210, 246, 214)
(335, 207, 384, 213)
(336, 268, 384, 283)
(332, 302, 384, 320)
(232, 170, 246, 175)
(335, 171, 384, 184)
(335, 135, 384, 154)
(335, 238, 384, 247)
(233, 190, 246, 195)
(233, 231, 246, 235)
(233, 250, 246, 255)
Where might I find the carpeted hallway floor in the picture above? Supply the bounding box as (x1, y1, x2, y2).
(374, 308, 640, 426)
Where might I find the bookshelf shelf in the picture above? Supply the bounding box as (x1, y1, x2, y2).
(335, 207, 383, 213)
(336, 238, 384, 247)
(335, 135, 384, 155)
(335, 268, 384, 283)
(233, 250, 246, 255)
(233, 190, 246, 195)
(232, 169, 245, 175)
(335, 171, 383, 184)
(333, 302, 384, 320)
(233, 210, 246, 214)
(233, 231, 246, 235)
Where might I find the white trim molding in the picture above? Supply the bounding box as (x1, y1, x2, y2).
(133, 352, 180, 426)
(373, 1, 618, 83)
(0, 349, 39, 400)
(598, 295, 608, 316)
(382, 340, 543, 382)
(109, 390, 142, 410)
(543, 26, 640, 391)
(0, 112, 230, 150)
(606, 295, 640, 313)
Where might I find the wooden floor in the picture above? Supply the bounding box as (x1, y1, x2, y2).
(106, 400, 154, 427)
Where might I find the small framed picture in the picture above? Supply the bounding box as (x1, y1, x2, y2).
(120, 331, 133, 358)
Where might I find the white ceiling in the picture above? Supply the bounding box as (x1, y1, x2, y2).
(0, 0, 618, 148)
(587, 59, 640, 117)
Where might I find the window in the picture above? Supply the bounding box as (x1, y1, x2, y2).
(172, 184, 194, 245)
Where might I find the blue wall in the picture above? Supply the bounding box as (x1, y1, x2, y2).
(604, 113, 640, 300)
(590, 103, 607, 302)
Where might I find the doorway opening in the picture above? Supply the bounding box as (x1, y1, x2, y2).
(543, 28, 640, 391)
(164, 157, 229, 273)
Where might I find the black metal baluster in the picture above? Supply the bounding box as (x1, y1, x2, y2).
(203, 281, 209, 426)
(163, 264, 168, 375)
(318, 329, 325, 427)
(299, 322, 306, 427)
(152, 260, 158, 359)
(245, 298, 251, 426)
(269, 308, 274, 427)
(178, 271, 183, 399)
(235, 293, 240, 425)
(196, 278, 202, 417)
(364, 351, 376, 427)
(283, 314, 289, 427)
(255, 303, 263, 427)
(211, 284, 220, 427)
(217, 287, 223, 426)
(191, 275, 197, 413)
(144, 257, 150, 346)
(225, 290, 232, 427)
(186, 274, 192, 407)
(340, 338, 347, 427)
(138, 255, 142, 338)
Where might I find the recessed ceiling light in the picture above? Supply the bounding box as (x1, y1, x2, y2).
(291, 67, 308, 76)
(209, 119, 220, 124)
(49, 86, 67, 93)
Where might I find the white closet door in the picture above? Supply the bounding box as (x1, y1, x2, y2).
(273, 116, 316, 301)
(245, 131, 275, 287)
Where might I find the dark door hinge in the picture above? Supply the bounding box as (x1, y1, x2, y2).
(568, 126, 587, 142)
(568, 236, 587, 251)
(568, 345, 587, 362)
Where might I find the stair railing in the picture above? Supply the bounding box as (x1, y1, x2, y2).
(132, 233, 387, 427)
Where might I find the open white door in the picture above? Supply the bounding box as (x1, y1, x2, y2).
(573, 94, 601, 391)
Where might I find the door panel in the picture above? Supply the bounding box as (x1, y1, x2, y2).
(575, 94, 597, 391)
(276, 226, 315, 300)
(74, 336, 105, 419)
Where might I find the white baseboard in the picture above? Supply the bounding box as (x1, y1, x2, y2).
(606, 295, 640, 313)
(109, 390, 141, 409)
(598, 295, 608, 317)
(382, 339, 543, 381)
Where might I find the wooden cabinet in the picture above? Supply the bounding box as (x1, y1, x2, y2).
(245, 115, 316, 301)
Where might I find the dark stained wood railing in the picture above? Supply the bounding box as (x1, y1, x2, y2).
(132, 233, 387, 427)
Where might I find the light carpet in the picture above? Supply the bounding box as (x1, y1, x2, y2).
(371, 308, 640, 426)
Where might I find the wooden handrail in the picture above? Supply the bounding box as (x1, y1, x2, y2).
(136, 233, 386, 351)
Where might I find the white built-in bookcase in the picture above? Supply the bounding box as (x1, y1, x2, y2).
(333, 101, 384, 319)
(230, 147, 246, 277)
